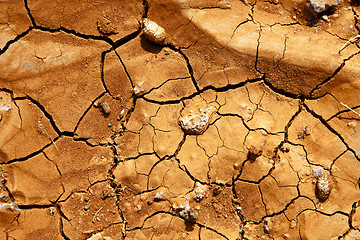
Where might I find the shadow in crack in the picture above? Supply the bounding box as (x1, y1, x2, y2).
(0, 150, 8, 164)
(303, 3, 337, 26)
(184, 220, 195, 231)
(350, 0, 360, 6)
(140, 35, 162, 54)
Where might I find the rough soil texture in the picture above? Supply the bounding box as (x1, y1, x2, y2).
(1, 0, 360, 239)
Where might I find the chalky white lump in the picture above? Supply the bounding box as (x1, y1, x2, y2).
(308, 0, 342, 13)
(313, 167, 331, 201)
(142, 18, 167, 45)
(0, 104, 11, 111)
(94, 100, 110, 116)
(193, 183, 207, 202)
(312, 167, 324, 179)
(172, 204, 185, 211)
(133, 82, 144, 96)
(0, 169, 20, 213)
(154, 192, 164, 201)
(87, 232, 113, 240)
(179, 107, 214, 135)
(316, 176, 331, 201)
(179, 195, 197, 223)
(0, 169, 4, 189)
(0, 202, 20, 212)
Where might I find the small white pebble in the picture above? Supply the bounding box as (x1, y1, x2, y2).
(134, 82, 144, 96)
(154, 192, 163, 201)
(347, 122, 356, 128)
(0, 105, 11, 111)
(142, 18, 167, 44)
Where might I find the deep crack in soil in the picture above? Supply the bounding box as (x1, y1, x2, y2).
(1, 0, 360, 239)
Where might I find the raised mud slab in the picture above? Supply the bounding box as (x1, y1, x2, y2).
(1, 0, 360, 239)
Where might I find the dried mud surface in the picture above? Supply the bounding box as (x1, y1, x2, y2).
(1, 0, 360, 239)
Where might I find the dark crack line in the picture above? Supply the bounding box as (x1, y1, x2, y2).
(283, 100, 303, 143)
(23, 0, 115, 45)
(309, 50, 360, 97)
(323, 29, 359, 44)
(43, 152, 66, 202)
(269, 174, 298, 188)
(187, 6, 232, 10)
(177, 158, 210, 185)
(142, 77, 264, 105)
(237, 168, 275, 185)
(100, 50, 112, 97)
(254, 23, 263, 74)
(349, 200, 360, 229)
(263, 0, 281, 5)
(146, 157, 177, 190)
(170, 13, 196, 41)
(286, 141, 326, 169)
(0, 91, 103, 165)
(112, 28, 142, 50)
(0, 27, 32, 56)
(352, 7, 360, 35)
(303, 103, 360, 161)
(126, 210, 176, 231)
(142, 0, 150, 19)
(73, 91, 107, 133)
(258, 184, 269, 214)
(259, 195, 313, 223)
(234, 100, 303, 185)
(33, 25, 113, 45)
(232, 158, 253, 185)
(261, 74, 308, 99)
(311, 208, 350, 218)
(141, 76, 191, 98)
(23, 0, 36, 27)
(113, 50, 135, 89)
(122, 152, 157, 162)
(326, 93, 360, 121)
(134, 132, 187, 178)
(73, 137, 102, 147)
(1, 88, 23, 128)
(18, 204, 54, 210)
(55, 203, 71, 222)
(0, 137, 59, 165)
(329, 149, 348, 175)
(269, 22, 301, 28)
(167, 45, 201, 92)
(275, 36, 288, 66)
(59, 217, 71, 240)
(225, 20, 251, 47)
(127, 210, 230, 239)
(12, 95, 70, 136)
(58, 190, 87, 205)
(217, 112, 284, 135)
(196, 223, 229, 240)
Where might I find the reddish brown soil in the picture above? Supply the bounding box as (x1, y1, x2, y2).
(1, 0, 360, 239)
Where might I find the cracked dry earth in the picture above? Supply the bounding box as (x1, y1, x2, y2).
(1, 0, 360, 239)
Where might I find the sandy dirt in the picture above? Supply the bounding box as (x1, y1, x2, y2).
(1, 0, 360, 239)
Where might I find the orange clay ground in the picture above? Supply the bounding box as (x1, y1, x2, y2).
(1, 0, 360, 239)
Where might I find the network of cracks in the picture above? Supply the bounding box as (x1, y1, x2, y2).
(1, 0, 360, 239)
